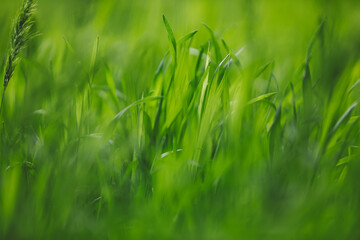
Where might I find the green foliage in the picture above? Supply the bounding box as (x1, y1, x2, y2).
(1, 0, 360, 239)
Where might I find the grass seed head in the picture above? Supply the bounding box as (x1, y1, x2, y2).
(3, 0, 37, 89)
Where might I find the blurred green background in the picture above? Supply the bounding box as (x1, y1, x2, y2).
(1, 0, 360, 239)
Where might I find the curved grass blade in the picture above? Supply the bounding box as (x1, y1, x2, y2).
(302, 20, 325, 116)
(63, 36, 74, 53)
(331, 102, 358, 135)
(337, 153, 359, 167)
(256, 61, 273, 78)
(162, 15, 177, 66)
(222, 38, 241, 69)
(112, 96, 163, 122)
(154, 52, 169, 80)
(348, 79, 360, 93)
(221, 39, 230, 52)
(224, 46, 246, 70)
(268, 101, 282, 135)
(213, 54, 230, 85)
(213, 54, 230, 77)
(178, 30, 198, 46)
(203, 23, 222, 62)
(306, 20, 325, 61)
(247, 92, 278, 105)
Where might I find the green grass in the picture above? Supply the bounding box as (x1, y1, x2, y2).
(1, 0, 360, 239)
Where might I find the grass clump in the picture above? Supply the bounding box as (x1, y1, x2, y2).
(1, 0, 360, 239)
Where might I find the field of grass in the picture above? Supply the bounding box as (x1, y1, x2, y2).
(1, 0, 360, 239)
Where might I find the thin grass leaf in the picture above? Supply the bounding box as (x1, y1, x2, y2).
(178, 30, 198, 46)
(198, 44, 212, 119)
(302, 59, 313, 115)
(105, 65, 120, 110)
(112, 96, 163, 122)
(224, 46, 245, 70)
(331, 102, 358, 135)
(348, 79, 360, 93)
(162, 15, 177, 65)
(89, 35, 100, 84)
(194, 46, 205, 81)
(213, 54, 230, 79)
(137, 93, 145, 148)
(221, 39, 230, 52)
(306, 20, 325, 61)
(221, 38, 241, 70)
(256, 61, 273, 78)
(336, 154, 359, 167)
(290, 82, 297, 123)
(268, 101, 282, 135)
(203, 23, 222, 62)
(302, 21, 325, 117)
(247, 92, 278, 105)
(153, 87, 164, 138)
(154, 52, 169, 80)
(63, 36, 74, 53)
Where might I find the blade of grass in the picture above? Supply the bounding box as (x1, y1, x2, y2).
(162, 15, 177, 66)
(105, 65, 121, 110)
(203, 23, 222, 63)
(330, 102, 358, 136)
(112, 96, 163, 122)
(178, 30, 198, 46)
(247, 92, 278, 105)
